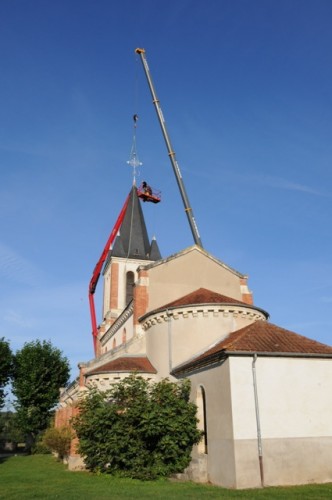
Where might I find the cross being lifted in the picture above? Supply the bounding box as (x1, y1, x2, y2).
(127, 113, 161, 204)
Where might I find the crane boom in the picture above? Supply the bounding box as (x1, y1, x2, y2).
(135, 48, 203, 248)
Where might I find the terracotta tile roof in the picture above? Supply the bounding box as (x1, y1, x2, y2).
(140, 287, 269, 323)
(163, 288, 249, 308)
(173, 320, 332, 374)
(86, 356, 157, 376)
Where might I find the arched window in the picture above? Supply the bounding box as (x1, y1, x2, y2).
(197, 385, 208, 454)
(112, 338, 116, 349)
(126, 271, 135, 305)
(122, 328, 126, 344)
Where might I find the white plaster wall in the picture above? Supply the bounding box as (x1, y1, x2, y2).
(146, 318, 173, 379)
(229, 357, 260, 440)
(228, 356, 332, 487)
(185, 361, 240, 488)
(230, 356, 332, 439)
(180, 356, 332, 489)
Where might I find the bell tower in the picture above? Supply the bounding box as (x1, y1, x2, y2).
(101, 186, 161, 331)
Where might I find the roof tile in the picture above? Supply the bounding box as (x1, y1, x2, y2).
(86, 356, 157, 376)
(174, 320, 332, 373)
(164, 287, 248, 308)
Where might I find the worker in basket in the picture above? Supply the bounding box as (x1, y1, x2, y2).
(142, 181, 152, 196)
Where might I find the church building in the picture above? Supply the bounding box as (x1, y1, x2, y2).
(56, 185, 332, 489)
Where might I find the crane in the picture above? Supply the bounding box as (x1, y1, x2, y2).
(135, 48, 203, 248)
(88, 49, 203, 354)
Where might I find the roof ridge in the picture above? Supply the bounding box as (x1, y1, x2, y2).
(163, 287, 249, 308)
(85, 355, 157, 376)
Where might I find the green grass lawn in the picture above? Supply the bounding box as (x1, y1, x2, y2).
(1, 454, 332, 499)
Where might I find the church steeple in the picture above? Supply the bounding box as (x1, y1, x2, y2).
(101, 186, 161, 331)
(111, 186, 161, 261)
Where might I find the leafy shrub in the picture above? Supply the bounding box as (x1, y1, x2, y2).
(43, 426, 73, 459)
(73, 375, 202, 480)
(32, 433, 51, 455)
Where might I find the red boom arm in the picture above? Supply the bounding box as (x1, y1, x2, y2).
(89, 194, 130, 354)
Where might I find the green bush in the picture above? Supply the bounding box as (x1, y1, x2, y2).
(73, 375, 202, 480)
(31, 434, 51, 455)
(43, 426, 73, 459)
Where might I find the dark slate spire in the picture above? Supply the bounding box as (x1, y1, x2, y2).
(149, 237, 162, 261)
(111, 186, 161, 261)
(111, 233, 126, 257)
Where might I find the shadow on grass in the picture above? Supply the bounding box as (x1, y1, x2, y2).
(0, 452, 27, 464)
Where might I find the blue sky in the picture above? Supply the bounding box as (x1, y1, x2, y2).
(1, 0, 331, 380)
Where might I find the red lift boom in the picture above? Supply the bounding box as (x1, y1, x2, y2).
(88, 194, 129, 354)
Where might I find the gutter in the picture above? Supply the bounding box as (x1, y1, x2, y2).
(225, 351, 332, 359)
(252, 354, 264, 487)
(166, 308, 173, 373)
(172, 349, 332, 377)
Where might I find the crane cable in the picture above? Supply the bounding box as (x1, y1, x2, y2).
(126, 60, 141, 261)
(127, 56, 141, 186)
(126, 167, 136, 262)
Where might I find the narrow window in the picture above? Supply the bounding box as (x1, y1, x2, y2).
(122, 328, 127, 344)
(126, 271, 135, 305)
(197, 385, 208, 454)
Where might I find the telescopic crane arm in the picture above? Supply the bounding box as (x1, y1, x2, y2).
(135, 48, 203, 248)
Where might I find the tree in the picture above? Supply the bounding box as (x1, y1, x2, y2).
(0, 337, 13, 410)
(0, 411, 25, 447)
(73, 375, 202, 479)
(12, 340, 70, 450)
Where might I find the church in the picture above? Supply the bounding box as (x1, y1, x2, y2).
(56, 184, 332, 489)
